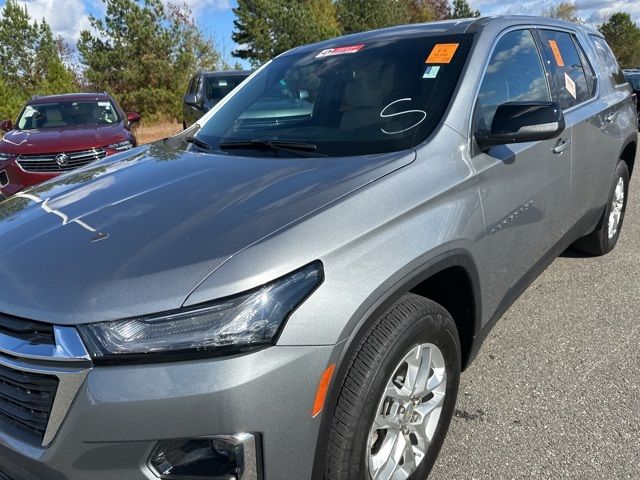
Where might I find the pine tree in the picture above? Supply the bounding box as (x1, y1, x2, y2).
(336, 0, 410, 34)
(79, 0, 222, 121)
(233, 0, 340, 65)
(599, 12, 640, 69)
(0, 0, 76, 121)
(450, 0, 480, 19)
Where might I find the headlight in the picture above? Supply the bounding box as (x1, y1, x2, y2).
(78, 262, 322, 362)
(0, 152, 15, 160)
(107, 140, 133, 151)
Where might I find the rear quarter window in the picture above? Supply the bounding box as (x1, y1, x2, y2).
(589, 35, 627, 86)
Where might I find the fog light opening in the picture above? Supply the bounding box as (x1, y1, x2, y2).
(149, 433, 259, 480)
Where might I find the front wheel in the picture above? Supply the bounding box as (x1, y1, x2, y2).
(324, 294, 460, 480)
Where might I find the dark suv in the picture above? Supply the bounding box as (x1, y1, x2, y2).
(0, 92, 140, 197)
(623, 69, 640, 126)
(182, 70, 251, 128)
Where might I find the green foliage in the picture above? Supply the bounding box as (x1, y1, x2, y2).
(336, 0, 409, 34)
(450, 0, 480, 19)
(78, 0, 222, 121)
(231, 0, 484, 64)
(233, 0, 340, 66)
(0, 0, 76, 121)
(0, 77, 27, 123)
(599, 12, 640, 69)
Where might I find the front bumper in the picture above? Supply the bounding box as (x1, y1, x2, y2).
(0, 345, 337, 480)
(0, 159, 57, 197)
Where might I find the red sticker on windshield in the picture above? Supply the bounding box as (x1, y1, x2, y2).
(316, 44, 365, 58)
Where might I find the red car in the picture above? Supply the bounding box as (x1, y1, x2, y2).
(0, 92, 140, 197)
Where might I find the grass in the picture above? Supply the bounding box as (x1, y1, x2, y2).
(133, 120, 183, 145)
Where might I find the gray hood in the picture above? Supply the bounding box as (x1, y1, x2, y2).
(0, 141, 413, 324)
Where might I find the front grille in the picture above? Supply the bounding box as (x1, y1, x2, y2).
(0, 364, 58, 445)
(0, 314, 54, 345)
(17, 148, 106, 173)
(0, 314, 89, 447)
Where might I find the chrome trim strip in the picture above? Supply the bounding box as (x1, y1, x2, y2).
(0, 326, 90, 362)
(147, 433, 259, 480)
(16, 148, 106, 173)
(43, 367, 89, 446)
(234, 433, 259, 480)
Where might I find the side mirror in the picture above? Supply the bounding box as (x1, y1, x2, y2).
(0, 119, 13, 132)
(476, 101, 565, 151)
(126, 111, 141, 124)
(183, 93, 201, 108)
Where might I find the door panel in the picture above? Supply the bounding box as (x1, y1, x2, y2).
(470, 29, 572, 319)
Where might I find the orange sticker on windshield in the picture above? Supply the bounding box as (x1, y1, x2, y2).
(548, 40, 565, 67)
(426, 43, 459, 64)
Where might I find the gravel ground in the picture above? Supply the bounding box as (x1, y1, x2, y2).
(430, 146, 640, 480)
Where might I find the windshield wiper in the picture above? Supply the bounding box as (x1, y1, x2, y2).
(218, 139, 326, 158)
(186, 136, 216, 151)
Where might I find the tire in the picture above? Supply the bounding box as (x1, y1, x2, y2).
(572, 160, 630, 256)
(324, 294, 461, 480)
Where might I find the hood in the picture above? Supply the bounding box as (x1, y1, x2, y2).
(0, 123, 129, 156)
(0, 141, 414, 324)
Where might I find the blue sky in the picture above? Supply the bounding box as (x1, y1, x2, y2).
(1, 0, 639, 65)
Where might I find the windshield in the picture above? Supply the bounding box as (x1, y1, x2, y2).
(195, 34, 474, 157)
(16, 100, 122, 130)
(205, 75, 248, 102)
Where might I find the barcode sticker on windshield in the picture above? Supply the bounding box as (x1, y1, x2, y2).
(316, 44, 365, 58)
(423, 66, 440, 79)
(426, 43, 459, 64)
(98, 102, 111, 107)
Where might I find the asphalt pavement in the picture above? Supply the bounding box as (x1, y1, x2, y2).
(430, 142, 640, 480)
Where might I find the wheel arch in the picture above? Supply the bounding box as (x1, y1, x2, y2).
(620, 137, 636, 177)
(311, 249, 482, 478)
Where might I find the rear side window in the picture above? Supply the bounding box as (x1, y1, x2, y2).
(538, 30, 593, 109)
(475, 29, 551, 133)
(589, 35, 627, 86)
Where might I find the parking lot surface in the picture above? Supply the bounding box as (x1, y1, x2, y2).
(430, 144, 640, 479)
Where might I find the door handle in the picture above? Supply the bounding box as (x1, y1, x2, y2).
(552, 139, 571, 154)
(604, 112, 616, 123)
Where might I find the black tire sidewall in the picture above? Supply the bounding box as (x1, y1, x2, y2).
(602, 161, 630, 253)
(347, 302, 461, 479)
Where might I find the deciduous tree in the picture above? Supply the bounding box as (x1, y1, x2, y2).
(407, 0, 451, 22)
(545, 1, 581, 23)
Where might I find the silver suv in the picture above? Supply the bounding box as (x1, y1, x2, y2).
(0, 15, 636, 480)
